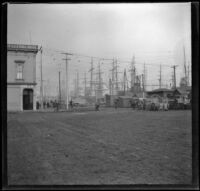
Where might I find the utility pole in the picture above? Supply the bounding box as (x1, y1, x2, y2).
(109, 58, 115, 96)
(129, 55, 136, 92)
(62, 52, 73, 110)
(187, 62, 190, 86)
(142, 74, 144, 98)
(39, 46, 43, 110)
(159, 64, 162, 89)
(171, 65, 178, 89)
(84, 72, 87, 97)
(183, 46, 187, 86)
(111, 58, 115, 95)
(58, 71, 61, 108)
(73, 78, 77, 97)
(89, 58, 94, 96)
(142, 63, 146, 98)
(109, 78, 112, 95)
(123, 69, 126, 94)
(110, 58, 121, 95)
(170, 71, 174, 89)
(95, 61, 104, 101)
(98, 61, 102, 98)
(115, 59, 119, 93)
(143, 63, 146, 92)
(76, 71, 79, 97)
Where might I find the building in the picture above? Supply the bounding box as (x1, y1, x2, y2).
(7, 44, 39, 111)
(174, 86, 191, 96)
(118, 96, 132, 108)
(146, 88, 174, 99)
(72, 97, 87, 106)
(173, 86, 191, 104)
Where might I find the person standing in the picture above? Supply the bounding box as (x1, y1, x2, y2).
(114, 99, 119, 109)
(69, 100, 73, 110)
(36, 101, 39, 110)
(95, 102, 100, 111)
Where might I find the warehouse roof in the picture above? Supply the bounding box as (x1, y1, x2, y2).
(147, 88, 174, 93)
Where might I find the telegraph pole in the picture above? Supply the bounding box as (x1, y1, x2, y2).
(84, 72, 87, 97)
(131, 56, 136, 88)
(39, 46, 43, 109)
(115, 59, 119, 93)
(95, 61, 103, 101)
(111, 58, 115, 95)
(62, 52, 73, 110)
(142, 74, 145, 98)
(89, 58, 94, 96)
(58, 71, 61, 108)
(76, 71, 79, 97)
(183, 46, 187, 86)
(123, 69, 126, 94)
(110, 58, 121, 95)
(109, 78, 112, 95)
(98, 61, 102, 98)
(143, 63, 146, 98)
(171, 65, 178, 89)
(187, 62, 190, 86)
(129, 55, 136, 93)
(143, 63, 146, 92)
(159, 64, 162, 89)
(73, 78, 77, 97)
(109, 58, 115, 95)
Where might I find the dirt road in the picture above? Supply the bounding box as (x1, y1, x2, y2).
(7, 109, 192, 185)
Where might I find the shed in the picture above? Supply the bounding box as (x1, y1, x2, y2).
(147, 88, 174, 98)
(174, 87, 191, 98)
(73, 97, 87, 105)
(118, 96, 132, 107)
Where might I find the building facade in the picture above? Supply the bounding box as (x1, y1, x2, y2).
(146, 88, 174, 99)
(7, 44, 39, 111)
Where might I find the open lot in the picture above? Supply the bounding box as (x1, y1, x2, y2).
(7, 109, 192, 185)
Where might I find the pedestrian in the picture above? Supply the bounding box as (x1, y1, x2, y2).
(164, 101, 168, 111)
(151, 103, 155, 111)
(130, 100, 135, 110)
(69, 100, 73, 110)
(174, 98, 178, 110)
(143, 100, 146, 110)
(114, 99, 118, 109)
(43, 101, 46, 109)
(54, 100, 58, 112)
(36, 101, 39, 110)
(95, 102, 100, 111)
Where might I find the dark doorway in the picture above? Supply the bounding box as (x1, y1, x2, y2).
(23, 89, 33, 110)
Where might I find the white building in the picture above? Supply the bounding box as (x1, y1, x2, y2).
(7, 44, 39, 111)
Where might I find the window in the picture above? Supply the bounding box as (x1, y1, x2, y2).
(16, 64, 23, 79)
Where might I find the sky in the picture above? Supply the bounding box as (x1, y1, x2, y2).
(8, 3, 191, 96)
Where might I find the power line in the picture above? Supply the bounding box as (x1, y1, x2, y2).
(42, 46, 174, 68)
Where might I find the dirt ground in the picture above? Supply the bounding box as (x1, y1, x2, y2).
(7, 108, 192, 185)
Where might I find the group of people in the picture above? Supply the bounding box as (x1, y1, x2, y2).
(36, 98, 186, 112)
(129, 99, 147, 110)
(130, 99, 170, 111)
(36, 100, 60, 110)
(113, 98, 169, 111)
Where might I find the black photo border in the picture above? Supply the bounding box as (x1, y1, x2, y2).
(1, 1, 199, 190)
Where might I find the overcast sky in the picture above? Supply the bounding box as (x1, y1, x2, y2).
(8, 3, 191, 96)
